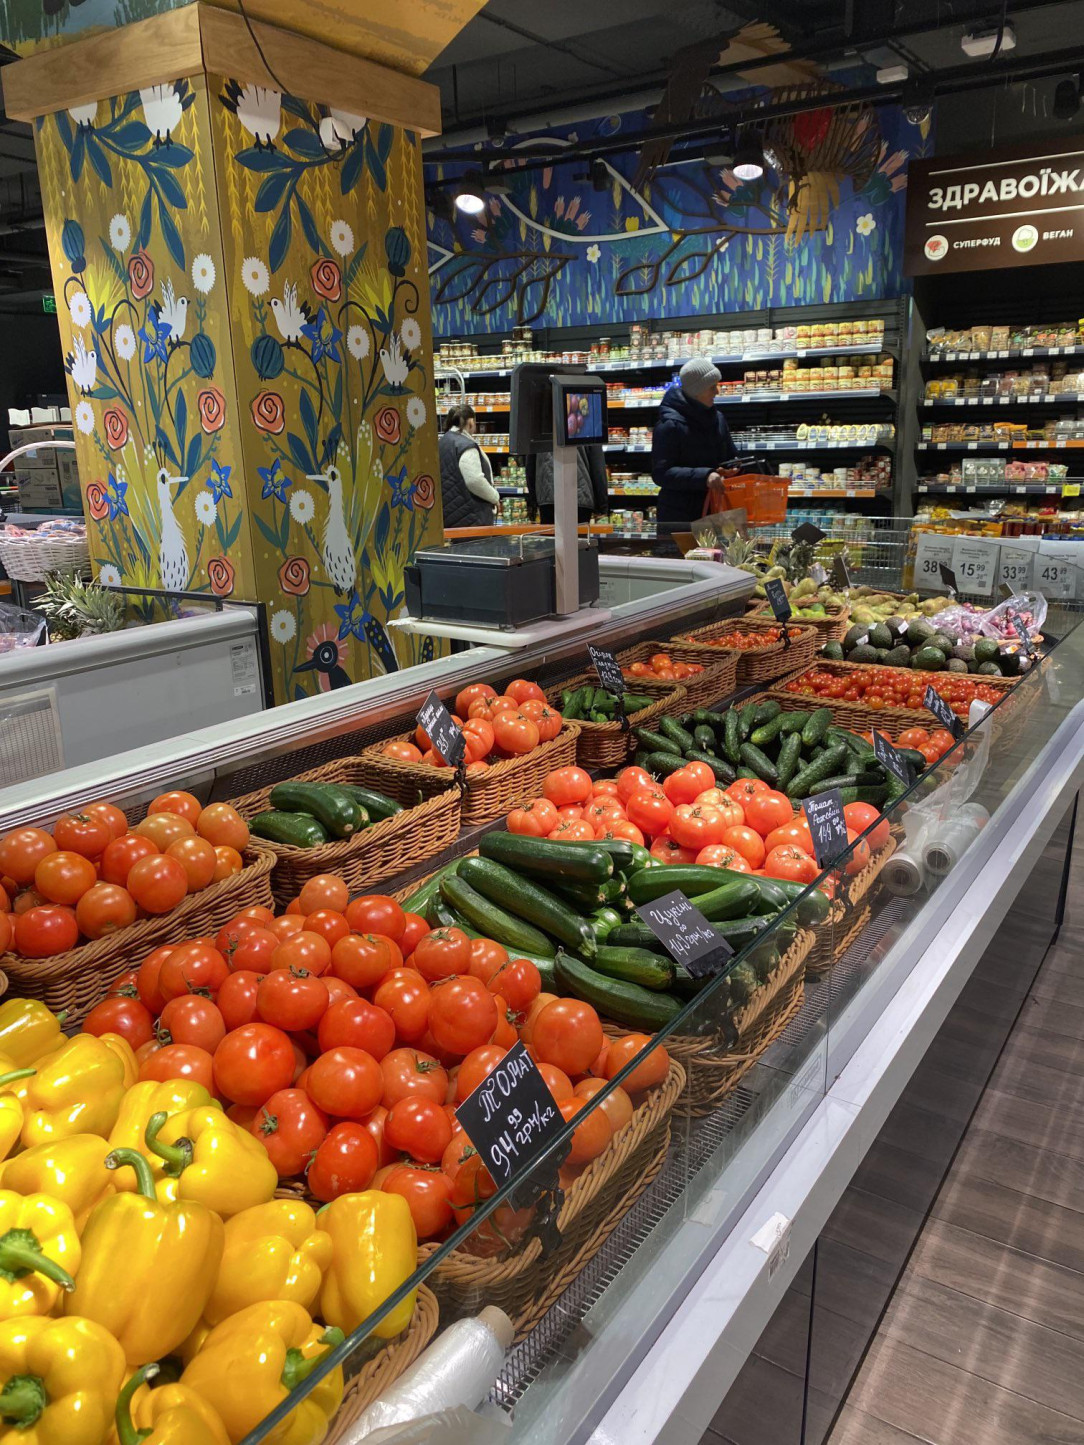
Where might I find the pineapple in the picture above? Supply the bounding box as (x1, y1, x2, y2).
(724, 533, 760, 573)
(788, 538, 817, 581)
(37, 571, 125, 641)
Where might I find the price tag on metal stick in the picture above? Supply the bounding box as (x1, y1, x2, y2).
(831, 555, 852, 592)
(417, 690, 465, 767)
(763, 578, 792, 647)
(1008, 607, 1036, 660)
(923, 684, 963, 739)
(588, 644, 628, 730)
(802, 790, 849, 870)
(872, 730, 912, 785)
(791, 522, 826, 545)
(455, 1041, 565, 1186)
(939, 562, 958, 594)
(635, 890, 734, 980)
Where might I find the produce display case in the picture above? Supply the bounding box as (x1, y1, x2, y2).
(1, 551, 1082, 1445)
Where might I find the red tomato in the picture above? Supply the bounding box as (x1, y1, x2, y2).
(164, 836, 217, 893)
(134, 813, 194, 852)
(453, 1044, 507, 1103)
(256, 967, 329, 1032)
(34, 852, 96, 907)
(726, 778, 770, 805)
(139, 1044, 215, 1092)
(234, 905, 276, 929)
(582, 800, 626, 829)
(323, 977, 359, 1007)
(0, 913, 9, 955)
(695, 844, 750, 871)
(305, 1046, 383, 1119)
(250, 1088, 328, 1178)
(743, 790, 795, 838)
(0, 829, 57, 887)
(399, 912, 429, 958)
(317, 997, 395, 1060)
(217, 970, 263, 1031)
(298, 874, 349, 915)
(591, 779, 621, 798)
(269, 931, 332, 977)
(12, 906, 78, 958)
(159, 941, 229, 1001)
(136, 946, 173, 1014)
(455, 682, 497, 717)
(721, 825, 766, 869)
(344, 895, 405, 941)
(595, 820, 646, 846)
(492, 713, 539, 756)
(412, 927, 471, 982)
(428, 976, 498, 1056)
(615, 767, 654, 805)
(844, 828, 871, 877)
(301, 910, 350, 950)
(82, 995, 154, 1050)
(220, 924, 279, 974)
(919, 742, 942, 765)
(195, 805, 249, 851)
(549, 819, 596, 842)
(604, 1033, 671, 1093)
(382, 740, 423, 763)
(373, 970, 431, 1043)
(843, 803, 891, 854)
(53, 813, 112, 861)
(763, 844, 819, 884)
(306, 1121, 378, 1201)
(330, 933, 401, 990)
(926, 729, 957, 758)
(84, 802, 128, 840)
(213, 1023, 296, 1106)
(896, 727, 929, 749)
(385, 1096, 453, 1164)
(158, 995, 226, 1053)
(661, 766, 708, 806)
(127, 855, 188, 915)
(380, 1047, 449, 1107)
(149, 791, 203, 825)
(693, 791, 745, 828)
(559, 1097, 612, 1165)
(506, 678, 546, 705)
(518, 701, 562, 742)
(490, 995, 517, 1049)
(461, 718, 495, 757)
(764, 820, 814, 856)
(506, 799, 559, 837)
(532, 999, 604, 1076)
(542, 767, 593, 807)
(74, 883, 136, 940)
(364, 1105, 397, 1169)
(626, 790, 674, 838)
(485, 956, 541, 1014)
(381, 1164, 453, 1239)
(574, 1078, 634, 1135)
(649, 836, 699, 865)
(670, 804, 728, 851)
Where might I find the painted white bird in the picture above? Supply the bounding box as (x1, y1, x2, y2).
(309, 467, 357, 596)
(155, 469, 189, 593)
(140, 84, 185, 146)
(65, 335, 97, 395)
(270, 282, 313, 347)
(319, 108, 367, 150)
(68, 102, 98, 130)
(221, 81, 281, 149)
(151, 280, 188, 348)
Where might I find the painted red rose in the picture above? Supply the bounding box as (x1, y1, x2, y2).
(374, 406, 400, 444)
(198, 387, 226, 433)
(206, 555, 235, 597)
(128, 248, 154, 299)
(310, 258, 341, 302)
(279, 556, 310, 597)
(102, 408, 129, 450)
(411, 473, 435, 510)
(252, 391, 286, 435)
(85, 481, 108, 521)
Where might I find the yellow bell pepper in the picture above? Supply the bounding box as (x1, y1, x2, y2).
(142, 1108, 277, 1217)
(64, 1148, 222, 1367)
(0, 1314, 125, 1444)
(15, 1036, 127, 1146)
(205, 1200, 332, 1326)
(0, 1135, 114, 1229)
(0, 1002, 65, 1070)
(0, 1191, 79, 1320)
(106, 1083, 218, 1188)
(181, 1301, 343, 1445)
(0, 1059, 36, 1163)
(96, 1035, 138, 1091)
(319, 1191, 417, 1340)
(110, 1363, 230, 1445)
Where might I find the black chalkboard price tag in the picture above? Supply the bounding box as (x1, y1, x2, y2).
(872, 729, 912, 785)
(939, 562, 958, 594)
(802, 789, 849, 870)
(588, 644, 625, 697)
(635, 889, 734, 980)
(831, 555, 852, 592)
(923, 684, 963, 738)
(791, 522, 826, 545)
(764, 577, 792, 648)
(417, 690, 465, 767)
(1008, 608, 1036, 659)
(455, 1041, 565, 1186)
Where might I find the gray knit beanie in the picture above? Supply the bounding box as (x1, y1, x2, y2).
(680, 358, 722, 396)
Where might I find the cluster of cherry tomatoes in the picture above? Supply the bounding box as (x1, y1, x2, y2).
(699, 626, 804, 651)
(0, 793, 251, 959)
(80, 873, 668, 1242)
(623, 652, 705, 681)
(381, 680, 564, 771)
(785, 666, 1005, 720)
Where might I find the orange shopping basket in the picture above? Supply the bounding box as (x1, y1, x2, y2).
(710, 473, 788, 524)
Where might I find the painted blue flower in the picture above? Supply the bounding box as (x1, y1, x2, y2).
(138, 312, 169, 364)
(258, 458, 290, 503)
(334, 590, 368, 642)
(105, 472, 128, 521)
(387, 465, 413, 511)
(208, 458, 232, 503)
(301, 307, 343, 365)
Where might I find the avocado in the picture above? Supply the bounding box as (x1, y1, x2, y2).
(967, 659, 980, 673)
(821, 640, 844, 661)
(868, 623, 893, 651)
(973, 638, 1000, 666)
(906, 619, 934, 648)
(953, 641, 975, 662)
(850, 644, 879, 664)
(884, 615, 907, 636)
(845, 624, 871, 651)
(977, 661, 1002, 676)
(913, 646, 947, 671)
(886, 644, 912, 667)
(928, 631, 955, 655)
(946, 658, 969, 673)
(874, 647, 891, 662)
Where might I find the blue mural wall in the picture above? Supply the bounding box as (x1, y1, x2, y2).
(426, 97, 931, 336)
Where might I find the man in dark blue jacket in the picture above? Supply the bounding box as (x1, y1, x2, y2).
(651, 358, 737, 537)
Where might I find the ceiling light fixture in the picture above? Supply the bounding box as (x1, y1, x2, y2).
(732, 132, 765, 182)
(1053, 74, 1082, 120)
(453, 174, 487, 214)
(961, 24, 1016, 57)
(876, 64, 909, 85)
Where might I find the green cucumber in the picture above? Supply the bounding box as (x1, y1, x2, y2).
(646, 750, 689, 777)
(800, 708, 834, 749)
(693, 725, 717, 755)
(624, 694, 655, 713)
(660, 716, 695, 753)
(779, 712, 812, 735)
(750, 713, 788, 747)
(808, 772, 881, 795)
(249, 810, 328, 848)
(688, 878, 763, 921)
(685, 708, 725, 728)
(269, 782, 364, 839)
(458, 857, 596, 958)
(685, 749, 737, 784)
(591, 945, 675, 991)
(738, 701, 760, 740)
(635, 727, 678, 754)
(753, 700, 782, 727)
(724, 709, 742, 763)
(440, 874, 556, 958)
(339, 785, 403, 821)
(776, 732, 804, 789)
(479, 832, 613, 885)
(555, 953, 682, 1031)
(400, 859, 461, 915)
(588, 907, 624, 943)
(739, 743, 779, 787)
(787, 743, 849, 800)
(737, 767, 760, 780)
(562, 687, 588, 720)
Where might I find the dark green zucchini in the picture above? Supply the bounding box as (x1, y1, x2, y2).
(555, 952, 682, 1031)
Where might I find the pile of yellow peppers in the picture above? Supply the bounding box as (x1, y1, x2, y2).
(0, 1000, 420, 1445)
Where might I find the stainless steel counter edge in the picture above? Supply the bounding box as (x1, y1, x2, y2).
(0, 559, 750, 825)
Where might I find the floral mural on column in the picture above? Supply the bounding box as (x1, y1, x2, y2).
(207, 81, 443, 701)
(35, 78, 254, 607)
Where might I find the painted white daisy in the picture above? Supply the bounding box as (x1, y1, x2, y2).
(330, 219, 354, 256)
(109, 214, 131, 252)
(289, 488, 315, 524)
(271, 609, 296, 645)
(242, 257, 270, 296)
(855, 213, 876, 236)
(586, 243, 601, 263)
(69, 291, 91, 329)
(191, 253, 216, 294)
(406, 395, 427, 429)
(347, 325, 370, 361)
(194, 489, 217, 526)
(400, 317, 421, 351)
(75, 401, 95, 434)
(98, 564, 121, 586)
(115, 323, 136, 361)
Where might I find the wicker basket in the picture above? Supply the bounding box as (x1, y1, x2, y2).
(661, 928, 812, 1118)
(547, 675, 686, 770)
(676, 617, 819, 684)
(0, 844, 276, 1020)
(806, 902, 871, 977)
(417, 1059, 684, 1339)
(748, 599, 851, 643)
(614, 640, 739, 713)
(229, 758, 462, 907)
(327, 1286, 439, 1442)
(0, 534, 90, 582)
(359, 725, 580, 829)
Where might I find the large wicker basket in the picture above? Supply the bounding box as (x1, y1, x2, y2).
(676, 617, 819, 684)
(805, 835, 897, 975)
(359, 725, 580, 829)
(229, 758, 462, 906)
(0, 844, 276, 1020)
(747, 599, 851, 642)
(546, 675, 686, 770)
(327, 1286, 439, 1442)
(614, 639, 739, 713)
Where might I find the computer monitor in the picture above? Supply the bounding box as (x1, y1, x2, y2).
(554, 379, 608, 446)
